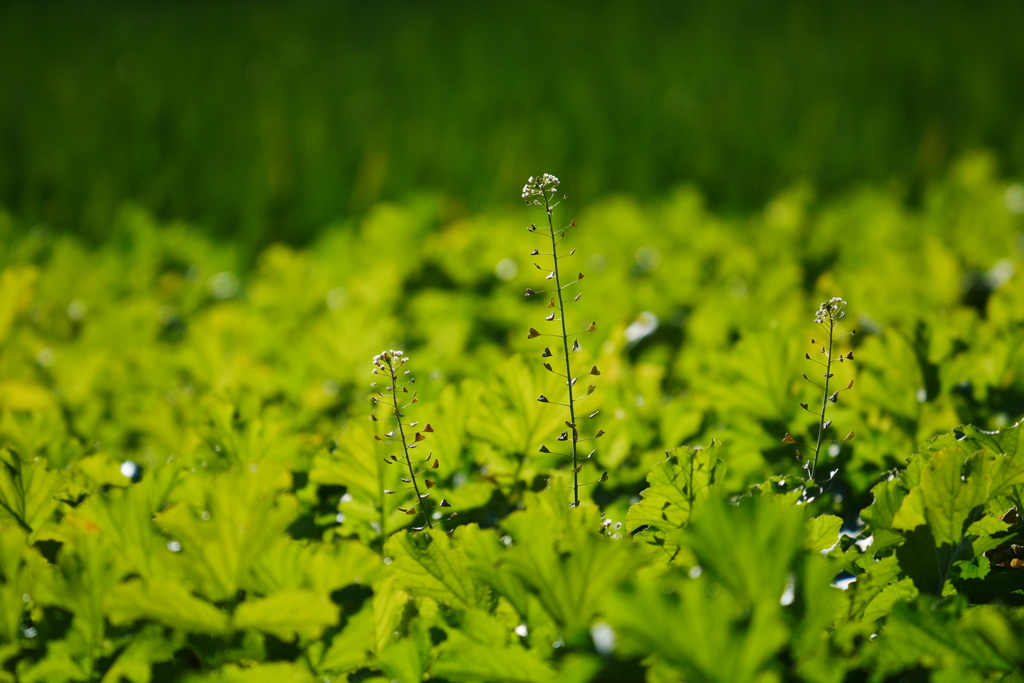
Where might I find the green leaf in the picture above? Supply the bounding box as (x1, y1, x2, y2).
(686, 494, 806, 605)
(957, 418, 1024, 467)
(154, 465, 297, 602)
(0, 527, 46, 642)
(502, 522, 642, 638)
(248, 538, 383, 596)
(100, 624, 182, 683)
(860, 478, 910, 553)
(965, 515, 1010, 537)
(34, 536, 124, 653)
(309, 416, 409, 544)
(15, 624, 105, 682)
(874, 599, 1019, 676)
(860, 579, 918, 624)
(428, 382, 479, 475)
(316, 603, 375, 674)
(0, 448, 63, 540)
(915, 449, 1005, 546)
(891, 486, 927, 532)
(467, 355, 564, 457)
(67, 471, 180, 582)
(104, 578, 229, 634)
(608, 573, 788, 683)
(16, 650, 89, 683)
(789, 554, 849, 663)
(502, 479, 603, 545)
(378, 639, 429, 683)
(462, 526, 530, 619)
(889, 447, 1024, 595)
(625, 441, 724, 535)
(233, 589, 339, 641)
(964, 448, 1024, 499)
(373, 574, 411, 653)
(842, 554, 906, 623)
(959, 605, 1024, 666)
(178, 662, 314, 683)
(385, 527, 495, 611)
(433, 632, 556, 682)
(378, 618, 433, 683)
(805, 514, 842, 553)
(895, 523, 959, 596)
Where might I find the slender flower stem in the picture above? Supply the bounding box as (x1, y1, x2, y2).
(786, 297, 855, 488)
(383, 359, 432, 529)
(523, 174, 604, 507)
(809, 321, 835, 484)
(543, 193, 580, 507)
(372, 350, 441, 531)
(377, 450, 387, 543)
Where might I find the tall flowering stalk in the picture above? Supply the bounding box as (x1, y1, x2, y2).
(784, 298, 856, 486)
(371, 350, 449, 530)
(522, 174, 606, 507)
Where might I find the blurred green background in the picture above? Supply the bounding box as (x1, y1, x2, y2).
(1, 0, 1023, 249)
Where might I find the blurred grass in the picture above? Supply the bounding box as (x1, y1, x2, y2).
(1, 0, 1023, 248)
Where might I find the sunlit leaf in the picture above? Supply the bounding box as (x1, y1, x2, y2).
(385, 527, 494, 611)
(626, 441, 724, 536)
(433, 611, 557, 682)
(0, 448, 63, 540)
(373, 575, 411, 653)
(804, 514, 842, 553)
(105, 579, 229, 634)
(233, 590, 338, 641)
(154, 465, 298, 602)
(686, 494, 806, 606)
(317, 603, 375, 674)
(608, 573, 788, 683)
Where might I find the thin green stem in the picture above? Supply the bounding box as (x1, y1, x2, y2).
(377, 446, 387, 549)
(809, 318, 835, 483)
(387, 361, 432, 529)
(543, 192, 580, 507)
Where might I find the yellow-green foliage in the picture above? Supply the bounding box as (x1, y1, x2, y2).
(1, 159, 1024, 680)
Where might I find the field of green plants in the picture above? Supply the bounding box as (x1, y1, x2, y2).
(2, 153, 1024, 681)
(4, 1, 1024, 681)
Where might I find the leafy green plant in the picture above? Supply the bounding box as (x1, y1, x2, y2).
(784, 297, 856, 487)
(625, 441, 726, 561)
(521, 174, 606, 507)
(371, 349, 449, 531)
(1, 164, 1024, 681)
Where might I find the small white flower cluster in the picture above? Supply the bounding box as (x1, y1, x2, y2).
(521, 173, 560, 203)
(371, 349, 407, 374)
(815, 297, 847, 324)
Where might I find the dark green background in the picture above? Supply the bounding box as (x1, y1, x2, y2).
(1, 0, 1022, 246)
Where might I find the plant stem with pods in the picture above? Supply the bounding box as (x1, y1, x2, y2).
(372, 350, 446, 530)
(809, 315, 836, 483)
(391, 380, 431, 529)
(784, 298, 856, 487)
(543, 190, 581, 506)
(522, 174, 605, 507)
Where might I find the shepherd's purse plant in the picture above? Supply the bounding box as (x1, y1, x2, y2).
(371, 349, 449, 530)
(783, 297, 856, 487)
(521, 174, 606, 507)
